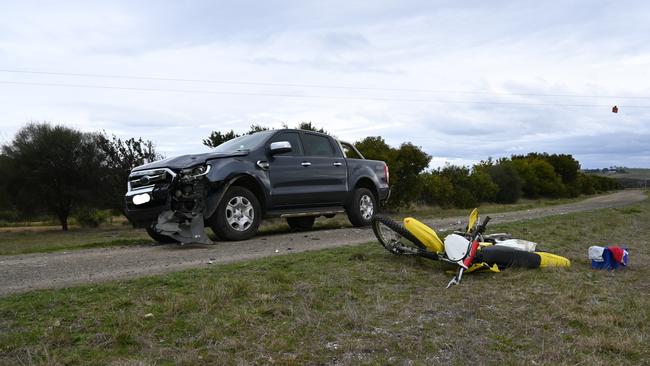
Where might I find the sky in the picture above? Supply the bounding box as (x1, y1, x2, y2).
(1, 0, 649, 168)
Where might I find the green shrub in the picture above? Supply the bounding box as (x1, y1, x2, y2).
(488, 162, 523, 204)
(75, 209, 110, 227)
(0, 210, 19, 222)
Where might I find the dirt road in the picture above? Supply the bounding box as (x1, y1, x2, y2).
(0, 190, 645, 296)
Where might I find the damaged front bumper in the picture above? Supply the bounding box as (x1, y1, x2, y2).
(124, 165, 217, 245)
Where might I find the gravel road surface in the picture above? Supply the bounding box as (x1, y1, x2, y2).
(0, 190, 645, 296)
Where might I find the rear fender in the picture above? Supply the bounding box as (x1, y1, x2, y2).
(348, 175, 380, 205)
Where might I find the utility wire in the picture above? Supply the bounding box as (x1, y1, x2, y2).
(2, 79, 648, 108)
(0, 68, 648, 100)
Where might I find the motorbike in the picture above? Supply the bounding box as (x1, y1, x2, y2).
(371, 208, 570, 288)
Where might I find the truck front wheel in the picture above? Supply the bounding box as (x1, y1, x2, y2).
(346, 188, 377, 227)
(209, 186, 261, 241)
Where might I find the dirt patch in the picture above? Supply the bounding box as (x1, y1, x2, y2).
(0, 190, 645, 296)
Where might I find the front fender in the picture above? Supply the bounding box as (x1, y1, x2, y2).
(203, 158, 271, 220)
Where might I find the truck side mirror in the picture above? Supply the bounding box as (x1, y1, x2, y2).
(269, 141, 292, 155)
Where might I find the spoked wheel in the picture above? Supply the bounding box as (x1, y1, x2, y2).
(371, 215, 426, 255)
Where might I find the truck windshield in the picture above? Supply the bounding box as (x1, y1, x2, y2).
(212, 131, 275, 153)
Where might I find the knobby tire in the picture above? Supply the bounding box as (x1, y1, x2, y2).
(372, 215, 426, 255)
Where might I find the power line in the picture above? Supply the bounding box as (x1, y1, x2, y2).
(5, 79, 649, 108)
(1, 68, 649, 100)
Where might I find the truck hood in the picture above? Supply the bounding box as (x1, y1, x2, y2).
(132, 151, 248, 171)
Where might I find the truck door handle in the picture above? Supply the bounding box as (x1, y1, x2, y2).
(301, 162, 312, 167)
(333, 162, 342, 167)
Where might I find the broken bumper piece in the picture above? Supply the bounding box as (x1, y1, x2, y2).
(155, 210, 214, 245)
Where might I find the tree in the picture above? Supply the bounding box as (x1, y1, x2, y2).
(247, 124, 269, 134)
(296, 121, 327, 134)
(0, 154, 12, 212)
(470, 167, 499, 203)
(203, 129, 239, 148)
(487, 160, 523, 203)
(355, 137, 429, 207)
(388, 143, 431, 207)
(529, 159, 565, 198)
(437, 165, 475, 208)
(354, 136, 394, 163)
(420, 172, 455, 208)
(203, 124, 275, 148)
(2, 123, 105, 230)
(93, 132, 162, 210)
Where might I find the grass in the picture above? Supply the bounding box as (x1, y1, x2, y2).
(0, 193, 612, 256)
(0, 226, 153, 256)
(399, 193, 602, 219)
(592, 168, 650, 180)
(1, 194, 649, 365)
(0, 219, 349, 256)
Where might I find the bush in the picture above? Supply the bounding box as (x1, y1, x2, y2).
(488, 162, 523, 204)
(75, 209, 110, 228)
(0, 210, 20, 222)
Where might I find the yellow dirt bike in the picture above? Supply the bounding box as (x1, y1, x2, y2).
(371, 209, 570, 288)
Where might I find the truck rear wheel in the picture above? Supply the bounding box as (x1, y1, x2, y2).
(346, 188, 376, 227)
(209, 186, 261, 241)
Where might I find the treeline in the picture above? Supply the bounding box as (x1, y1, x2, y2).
(202, 123, 621, 209)
(0, 122, 161, 230)
(203, 122, 326, 148)
(0, 121, 623, 230)
(355, 137, 621, 209)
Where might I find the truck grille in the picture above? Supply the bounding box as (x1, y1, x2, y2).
(128, 168, 175, 191)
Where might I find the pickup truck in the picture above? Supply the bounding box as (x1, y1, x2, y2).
(124, 129, 390, 244)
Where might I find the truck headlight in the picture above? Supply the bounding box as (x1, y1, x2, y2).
(181, 164, 211, 178)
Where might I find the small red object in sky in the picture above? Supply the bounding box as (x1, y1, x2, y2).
(612, 105, 618, 113)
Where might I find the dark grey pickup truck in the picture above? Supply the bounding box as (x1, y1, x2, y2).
(124, 129, 390, 244)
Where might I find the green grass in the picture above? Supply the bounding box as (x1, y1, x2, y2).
(399, 193, 602, 219)
(0, 194, 611, 256)
(1, 196, 649, 365)
(0, 226, 154, 256)
(0, 219, 350, 256)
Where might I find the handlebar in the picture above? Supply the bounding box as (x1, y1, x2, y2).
(473, 215, 492, 238)
(464, 215, 492, 268)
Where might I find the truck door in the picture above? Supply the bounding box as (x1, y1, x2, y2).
(268, 132, 347, 208)
(297, 132, 348, 205)
(267, 131, 314, 208)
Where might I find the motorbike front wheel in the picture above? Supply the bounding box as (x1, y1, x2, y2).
(372, 215, 426, 256)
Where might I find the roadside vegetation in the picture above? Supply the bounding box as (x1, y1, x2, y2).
(0, 193, 609, 256)
(1, 122, 620, 232)
(1, 194, 648, 365)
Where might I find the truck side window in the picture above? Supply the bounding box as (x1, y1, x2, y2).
(302, 134, 335, 157)
(270, 132, 303, 155)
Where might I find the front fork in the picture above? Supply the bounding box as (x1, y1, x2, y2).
(446, 239, 480, 288)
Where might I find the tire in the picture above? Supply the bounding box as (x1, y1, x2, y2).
(371, 215, 428, 256)
(209, 186, 261, 241)
(346, 188, 377, 227)
(286, 216, 316, 230)
(146, 226, 179, 244)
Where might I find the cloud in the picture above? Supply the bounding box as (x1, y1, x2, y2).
(1, 0, 649, 168)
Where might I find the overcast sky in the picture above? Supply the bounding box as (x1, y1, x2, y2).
(1, 0, 649, 168)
